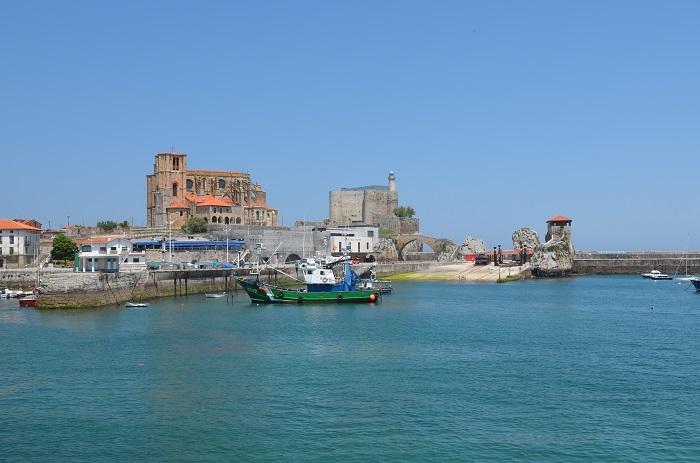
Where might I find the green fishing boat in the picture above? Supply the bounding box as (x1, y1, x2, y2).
(234, 277, 380, 304)
(234, 255, 381, 304)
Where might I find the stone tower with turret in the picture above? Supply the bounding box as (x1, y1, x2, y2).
(545, 215, 572, 243)
(328, 171, 417, 234)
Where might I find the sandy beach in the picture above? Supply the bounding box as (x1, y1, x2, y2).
(389, 262, 529, 282)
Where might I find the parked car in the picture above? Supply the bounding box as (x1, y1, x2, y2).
(474, 253, 490, 265)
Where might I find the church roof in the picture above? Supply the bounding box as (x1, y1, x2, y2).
(167, 202, 189, 209)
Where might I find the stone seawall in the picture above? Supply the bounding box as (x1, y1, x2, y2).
(35, 269, 245, 309)
(573, 251, 700, 275)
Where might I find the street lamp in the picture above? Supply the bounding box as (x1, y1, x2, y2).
(166, 216, 174, 263)
(223, 227, 232, 263)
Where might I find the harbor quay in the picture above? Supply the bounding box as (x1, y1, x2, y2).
(1, 251, 697, 308)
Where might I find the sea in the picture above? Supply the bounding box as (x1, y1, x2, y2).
(1, 275, 699, 462)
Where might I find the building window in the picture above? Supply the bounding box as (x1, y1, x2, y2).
(133, 258, 140, 263)
(236, 217, 241, 224)
(186, 179, 194, 190)
(212, 216, 217, 223)
(9, 236, 14, 244)
(179, 211, 183, 217)
(218, 179, 226, 189)
(172, 183, 178, 197)
(9, 248, 13, 255)
(172, 157, 180, 170)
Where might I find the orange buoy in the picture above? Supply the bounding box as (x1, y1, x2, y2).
(370, 294, 376, 301)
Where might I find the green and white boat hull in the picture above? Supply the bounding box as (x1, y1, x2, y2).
(235, 277, 381, 304)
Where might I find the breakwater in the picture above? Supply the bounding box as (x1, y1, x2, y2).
(573, 251, 700, 275)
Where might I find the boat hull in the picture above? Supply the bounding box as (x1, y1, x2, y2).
(235, 277, 380, 304)
(19, 297, 37, 307)
(691, 278, 700, 291)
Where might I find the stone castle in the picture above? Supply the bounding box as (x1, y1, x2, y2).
(329, 171, 419, 234)
(146, 152, 279, 229)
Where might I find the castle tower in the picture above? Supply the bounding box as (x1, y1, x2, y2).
(388, 171, 396, 192)
(545, 215, 572, 242)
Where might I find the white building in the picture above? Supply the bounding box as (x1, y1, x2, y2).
(324, 224, 380, 255)
(0, 218, 41, 267)
(75, 237, 134, 273)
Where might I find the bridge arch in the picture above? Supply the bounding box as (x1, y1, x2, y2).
(395, 235, 456, 261)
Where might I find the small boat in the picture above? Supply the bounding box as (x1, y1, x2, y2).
(689, 276, 700, 291)
(19, 296, 37, 307)
(642, 270, 672, 280)
(125, 302, 149, 307)
(205, 293, 227, 298)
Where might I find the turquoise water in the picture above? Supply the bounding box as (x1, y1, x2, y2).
(2, 276, 700, 462)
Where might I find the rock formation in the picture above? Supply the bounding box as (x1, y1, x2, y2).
(374, 238, 398, 262)
(461, 237, 486, 255)
(511, 228, 540, 250)
(529, 233, 574, 278)
(436, 240, 461, 262)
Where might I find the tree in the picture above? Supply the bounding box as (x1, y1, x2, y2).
(181, 217, 207, 233)
(393, 206, 416, 218)
(50, 234, 78, 261)
(96, 220, 118, 232)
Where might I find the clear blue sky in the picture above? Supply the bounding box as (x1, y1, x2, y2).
(2, 1, 698, 251)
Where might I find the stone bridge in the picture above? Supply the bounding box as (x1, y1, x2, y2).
(395, 235, 456, 261)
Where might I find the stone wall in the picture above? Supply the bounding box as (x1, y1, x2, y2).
(573, 251, 700, 275)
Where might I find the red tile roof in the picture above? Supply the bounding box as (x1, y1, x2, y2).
(198, 195, 231, 207)
(0, 218, 41, 231)
(167, 201, 189, 209)
(547, 215, 572, 223)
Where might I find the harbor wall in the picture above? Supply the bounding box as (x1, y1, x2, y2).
(0, 267, 279, 309)
(573, 251, 700, 275)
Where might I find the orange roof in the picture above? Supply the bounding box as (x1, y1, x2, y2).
(167, 201, 189, 209)
(0, 218, 41, 231)
(198, 195, 230, 207)
(185, 194, 203, 204)
(547, 215, 572, 223)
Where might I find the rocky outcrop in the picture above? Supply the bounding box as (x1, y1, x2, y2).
(436, 240, 461, 262)
(461, 237, 486, 255)
(512, 228, 540, 250)
(374, 238, 398, 262)
(529, 234, 574, 278)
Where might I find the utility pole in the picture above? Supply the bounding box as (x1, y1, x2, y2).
(166, 215, 174, 263)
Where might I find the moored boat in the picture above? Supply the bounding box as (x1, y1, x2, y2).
(689, 276, 700, 291)
(205, 293, 226, 298)
(19, 296, 37, 307)
(642, 270, 672, 280)
(124, 302, 149, 307)
(235, 258, 380, 304)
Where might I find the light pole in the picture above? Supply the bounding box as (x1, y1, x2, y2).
(166, 216, 174, 263)
(223, 227, 231, 263)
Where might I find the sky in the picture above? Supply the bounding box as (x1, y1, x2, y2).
(2, 1, 699, 252)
